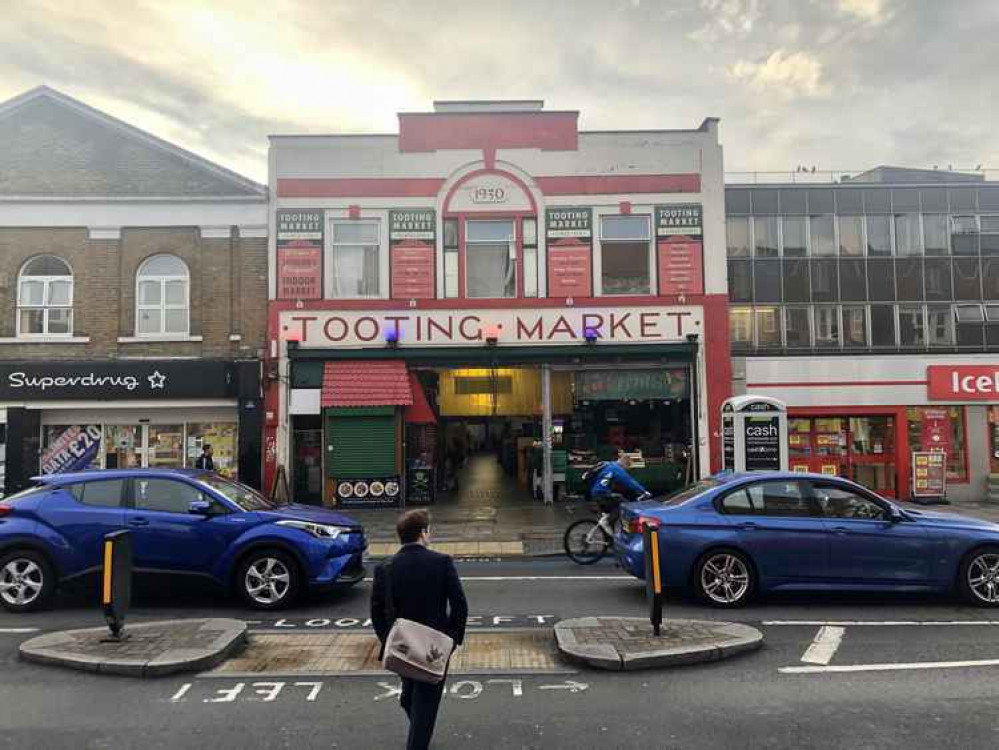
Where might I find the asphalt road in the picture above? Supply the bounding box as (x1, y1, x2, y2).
(3, 557, 999, 749)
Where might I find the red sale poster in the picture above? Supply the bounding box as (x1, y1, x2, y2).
(920, 408, 953, 456)
(547, 239, 592, 298)
(390, 242, 435, 299)
(657, 240, 703, 296)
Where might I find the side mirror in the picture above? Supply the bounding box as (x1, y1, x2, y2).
(888, 506, 904, 523)
(189, 500, 213, 516)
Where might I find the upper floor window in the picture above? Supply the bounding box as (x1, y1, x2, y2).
(331, 221, 380, 297)
(466, 220, 516, 299)
(599, 215, 651, 295)
(136, 255, 189, 336)
(17, 256, 73, 336)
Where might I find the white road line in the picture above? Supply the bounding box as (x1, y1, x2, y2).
(764, 620, 999, 627)
(781, 658, 999, 675)
(0, 628, 39, 634)
(800, 626, 845, 665)
(361, 576, 633, 583)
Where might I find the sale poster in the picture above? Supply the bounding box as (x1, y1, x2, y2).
(657, 240, 704, 296)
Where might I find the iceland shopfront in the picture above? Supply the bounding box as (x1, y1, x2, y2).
(0, 359, 263, 495)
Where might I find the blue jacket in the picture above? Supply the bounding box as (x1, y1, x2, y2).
(589, 461, 648, 500)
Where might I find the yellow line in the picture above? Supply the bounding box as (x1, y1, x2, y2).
(650, 531, 662, 595)
(102, 540, 113, 605)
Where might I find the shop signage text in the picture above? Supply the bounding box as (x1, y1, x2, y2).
(0, 361, 235, 400)
(928, 365, 999, 400)
(389, 209, 435, 241)
(282, 306, 702, 348)
(546, 208, 592, 239)
(655, 204, 703, 238)
(277, 209, 324, 301)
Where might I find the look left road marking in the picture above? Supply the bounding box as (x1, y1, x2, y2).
(800, 626, 845, 666)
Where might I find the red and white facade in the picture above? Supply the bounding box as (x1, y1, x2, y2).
(264, 101, 730, 495)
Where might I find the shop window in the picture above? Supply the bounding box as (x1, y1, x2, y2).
(331, 221, 380, 298)
(730, 307, 753, 347)
(17, 256, 73, 337)
(814, 305, 840, 347)
(147, 425, 184, 468)
(784, 307, 811, 348)
(926, 305, 954, 346)
(810, 259, 838, 302)
(187, 423, 238, 478)
(726, 217, 750, 257)
(599, 215, 650, 295)
(782, 217, 807, 257)
(923, 214, 950, 255)
(782, 259, 810, 303)
(870, 305, 896, 347)
(838, 216, 865, 256)
(866, 215, 892, 256)
(848, 416, 896, 494)
(842, 306, 868, 348)
(755, 307, 780, 348)
(839, 259, 867, 301)
(728, 260, 753, 302)
(898, 305, 925, 347)
(953, 258, 983, 299)
(753, 260, 781, 303)
(924, 258, 953, 300)
(753, 216, 779, 257)
(788, 418, 813, 462)
(810, 215, 836, 256)
(522, 218, 539, 298)
(867, 259, 896, 301)
(895, 258, 924, 301)
(466, 219, 516, 298)
(136, 254, 189, 335)
(908, 407, 968, 482)
(443, 219, 459, 298)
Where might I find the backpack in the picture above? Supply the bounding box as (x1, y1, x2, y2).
(580, 461, 609, 500)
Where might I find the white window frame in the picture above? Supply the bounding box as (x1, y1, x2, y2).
(814, 304, 842, 348)
(955, 303, 985, 324)
(594, 211, 654, 296)
(783, 306, 813, 348)
(464, 218, 517, 300)
(135, 254, 190, 337)
(328, 218, 384, 299)
(16, 256, 74, 338)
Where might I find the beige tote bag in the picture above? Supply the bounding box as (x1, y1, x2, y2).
(381, 559, 454, 684)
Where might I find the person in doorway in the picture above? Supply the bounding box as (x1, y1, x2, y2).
(195, 443, 215, 471)
(371, 510, 468, 750)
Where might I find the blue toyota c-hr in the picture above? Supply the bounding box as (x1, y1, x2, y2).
(0, 468, 367, 612)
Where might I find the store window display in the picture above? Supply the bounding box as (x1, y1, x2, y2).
(907, 407, 967, 482)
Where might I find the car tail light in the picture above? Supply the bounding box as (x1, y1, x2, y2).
(0, 504, 12, 518)
(626, 516, 660, 534)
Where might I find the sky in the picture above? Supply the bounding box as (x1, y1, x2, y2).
(1, 0, 997, 184)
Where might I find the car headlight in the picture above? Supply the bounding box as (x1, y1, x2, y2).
(276, 520, 350, 540)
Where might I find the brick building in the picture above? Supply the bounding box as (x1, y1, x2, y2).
(0, 87, 268, 494)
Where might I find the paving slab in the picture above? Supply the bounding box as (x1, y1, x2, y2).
(554, 616, 763, 672)
(19, 618, 246, 678)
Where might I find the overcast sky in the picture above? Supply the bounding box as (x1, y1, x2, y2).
(2, 0, 996, 184)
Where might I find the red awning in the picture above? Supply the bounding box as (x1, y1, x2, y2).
(404, 373, 437, 425)
(321, 360, 413, 408)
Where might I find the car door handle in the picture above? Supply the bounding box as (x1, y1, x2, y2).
(740, 522, 758, 530)
(128, 518, 149, 527)
(830, 526, 848, 534)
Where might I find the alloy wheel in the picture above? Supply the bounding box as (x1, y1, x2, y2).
(245, 557, 291, 605)
(700, 553, 750, 605)
(0, 558, 44, 608)
(967, 553, 999, 604)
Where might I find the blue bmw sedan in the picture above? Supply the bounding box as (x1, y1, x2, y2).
(0, 469, 366, 612)
(614, 471, 999, 608)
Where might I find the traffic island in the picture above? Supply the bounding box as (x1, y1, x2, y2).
(554, 616, 763, 671)
(19, 618, 247, 677)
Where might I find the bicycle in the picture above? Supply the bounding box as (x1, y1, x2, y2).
(563, 495, 625, 565)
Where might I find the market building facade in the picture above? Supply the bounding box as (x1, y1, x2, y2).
(0, 87, 268, 494)
(726, 167, 999, 502)
(266, 101, 730, 511)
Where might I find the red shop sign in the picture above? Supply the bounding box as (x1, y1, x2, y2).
(928, 365, 999, 401)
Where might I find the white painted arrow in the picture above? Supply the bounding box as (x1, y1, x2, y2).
(539, 680, 588, 693)
(374, 682, 402, 701)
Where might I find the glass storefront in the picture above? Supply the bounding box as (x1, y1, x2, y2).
(907, 406, 968, 482)
(789, 415, 897, 494)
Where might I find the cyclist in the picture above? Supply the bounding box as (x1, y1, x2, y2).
(586, 452, 652, 511)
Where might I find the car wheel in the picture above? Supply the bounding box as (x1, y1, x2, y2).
(694, 549, 754, 608)
(0, 550, 55, 613)
(959, 547, 999, 607)
(237, 550, 301, 610)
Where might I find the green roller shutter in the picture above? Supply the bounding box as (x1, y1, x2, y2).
(326, 408, 397, 478)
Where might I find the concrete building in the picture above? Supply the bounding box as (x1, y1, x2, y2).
(0, 87, 268, 493)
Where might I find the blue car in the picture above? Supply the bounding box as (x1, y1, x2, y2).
(614, 471, 999, 608)
(0, 469, 366, 612)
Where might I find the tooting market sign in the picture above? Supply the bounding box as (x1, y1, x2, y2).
(0, 361, 235, 400)
(281, 306, 702, 348)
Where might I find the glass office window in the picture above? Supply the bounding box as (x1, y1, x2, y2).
(924, 258, 953, 301)
(730, 307, 754, 346)
(726, 217, 751, 257)
(836, 189, 863, 214)
(921, 188, 948, 212)
(838, 216, 865, 256)
(726, 189, 751, 214)
(899, 305, 926, 347)
(784, 307, 811, 347)
(863, 189, 891, 214)
(751, 189, 778, 214)
(839, 259, 867, 301)
(984, 258, 999, 300)
(953, 258, 982, 300)
(949, 189, 977, 211)
(753, 260, 781, 302)
(923, 214, 950, 255)
(810, 215, 836, 256)
(754, 216, 779, 257)
(814, 305, 840, 347)
(782, 217, 807, 257)
(843, 306, 868, 348)
(894, 214, 922, 256)
(756, 307, 781, 348)
(728, 260, 753, 302)
(980, 189, 999, 211)
(780, 189, 807, 215)
(808, 189, 835, 214)
(782, 259, 810, 303)
(867, 259, 896, 301)
(927, 305, 954, 346)
(896, 258, 924, 300)
(811, 259, 839, 302)
(870, 305, 896, 347)
(892, 188, 920, 212)
(866, 215, 892, 256)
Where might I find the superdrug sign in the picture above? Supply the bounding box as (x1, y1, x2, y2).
(0, 361, 237, 401)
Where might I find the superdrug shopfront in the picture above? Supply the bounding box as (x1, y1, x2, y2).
(0, 360, 262, 495)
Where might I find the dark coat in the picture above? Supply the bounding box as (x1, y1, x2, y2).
(370, 544, 468, 658)
(195, 455, 214, 471)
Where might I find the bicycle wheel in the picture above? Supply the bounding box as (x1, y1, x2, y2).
(563, 519, 611, 565)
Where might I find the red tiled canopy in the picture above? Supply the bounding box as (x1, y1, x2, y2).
(322, 360, 413, 408)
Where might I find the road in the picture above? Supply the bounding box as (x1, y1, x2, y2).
(3, 557, 999, 749)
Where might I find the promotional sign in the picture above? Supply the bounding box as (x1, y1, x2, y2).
(41, 425, 102, 474)
(281, 306, 702, 348)
(335, 476, 402, 509)
(655, 204, 703, 239)
(744, 415, 782, 472)
(546, 208, 593, 298)
(390, 210, 436, 299)
(912, 451, 947, 498)
(576, 369, 689, 401)
(928, 365, 999, 401)
(277, 210, 323, 300)
(0, 361, 236, 400)
(657, 241, 704, 296)
(919, 408, 953, 456)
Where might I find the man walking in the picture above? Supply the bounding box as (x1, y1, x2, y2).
(195, 443, 215, 471)
(371, 510, 468, 750)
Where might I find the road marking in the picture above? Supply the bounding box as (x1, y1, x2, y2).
(800, 626, 845, 665)
(0, 628, 39, 634)
(781, 658, 999, 675)
(360, 575, 632, 583)
(764, 620, 999, 627)
(539, 680, 589, 693)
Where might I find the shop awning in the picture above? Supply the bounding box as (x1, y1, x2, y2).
(321, 360, 413, 408)
(405, 373, 437, 424)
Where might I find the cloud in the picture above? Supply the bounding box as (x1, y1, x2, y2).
(689, 0, 762, 43)
(838, 0, 891, 25)
(728, 50, 830, 98)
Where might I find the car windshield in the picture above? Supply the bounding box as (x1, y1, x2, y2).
(198, 475, 277, 512)
(659, 478, 723, 506)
